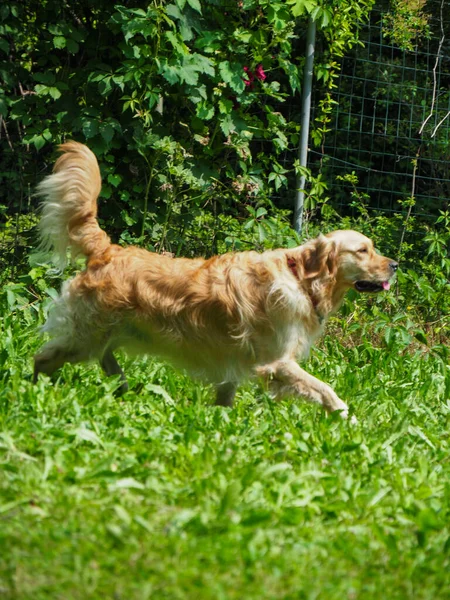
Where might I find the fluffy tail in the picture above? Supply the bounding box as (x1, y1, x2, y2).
(36, 141, 110, 269)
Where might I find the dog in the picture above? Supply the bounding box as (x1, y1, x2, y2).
(33, 142, 398, 418)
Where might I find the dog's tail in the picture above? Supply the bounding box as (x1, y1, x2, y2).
(36, 141, 110, 269)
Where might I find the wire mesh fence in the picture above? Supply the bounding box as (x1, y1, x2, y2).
(308, 4, 450, 223)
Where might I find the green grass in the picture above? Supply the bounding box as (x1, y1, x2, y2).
(1, 294, 449, 600)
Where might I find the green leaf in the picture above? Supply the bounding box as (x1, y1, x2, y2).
(145, 384, 175, 405)
(0, 38, 9, 54)
(53, 36, 66, 49)
(219, 480, 242, 514)
(48, 87, 62, 100)
(367, 488, 391, 508)
(100, 123, 115, 144)
(218, 61, 245, 94)
(160, 61, 180, 85)
(320, 8, 332, 27)
(287, 0, 317, 18)
(0, 5, 10, 20)
(408, 426, 436, 450)
(129, 8, 147, 17)
(166, 31, 189, 55)
(188, 85, 207, 104)
(219, 114, 234, 136)
(258, 222, 267, 242)
(107, 173, 122, 187)
(256, 207, 267, 218)
(384, 326, 394, 347)
(186, 0, 202, 13)
(219, 99, 233, 114)
(74, 426, 104, 448)
(263, 462, 293, 476)
(121, 210, 136, 226)
(180, 63, 200, 85)
(134, 515, 153, 532)
(414, 330, 428, 345)
(82, 119, 99, 139)
(34, 84, 48, 96)
(0, 499, 31, 515)
(189, 53, 214, 77)
(98, 77, 113, 97)
(30, 135, 46, 151)
(34, 84, 61, 100)
(66, 38, 79, 54)
(196, 102, 214, 120)
(34, 72, 56, 85)
(0, 95, 7, 117)
(280, 59, 300, 93)
(109, 477, 145, 491)
(166, 3, 196, 40)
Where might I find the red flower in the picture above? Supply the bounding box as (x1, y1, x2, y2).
(243, 66, 254, 87)
(255, 64, 266, 81)
(242, 65, 266, 89)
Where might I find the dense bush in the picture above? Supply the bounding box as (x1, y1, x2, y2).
(1, 0, 374, 266)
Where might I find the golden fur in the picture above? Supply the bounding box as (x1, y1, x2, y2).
(34, 142, 398, 418)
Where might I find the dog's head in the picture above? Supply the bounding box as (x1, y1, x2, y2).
(300, 230, 397, 292)
(325, 230, 398, 293)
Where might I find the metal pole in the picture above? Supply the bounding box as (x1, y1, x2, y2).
(294, 18, 316, 234)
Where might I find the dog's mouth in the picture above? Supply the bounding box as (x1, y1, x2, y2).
(355, 280, 391, 293)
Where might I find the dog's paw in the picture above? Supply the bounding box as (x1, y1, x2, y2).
(337, 410, 358, 424)
(330, 398, 350, 420)
(331, 403, 357, 424)
(338, 408, 349, 420)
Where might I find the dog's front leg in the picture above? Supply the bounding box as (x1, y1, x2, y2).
(256, 359, 350, 419)
(100, 349, 129, 395)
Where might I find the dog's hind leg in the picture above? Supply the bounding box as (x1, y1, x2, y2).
(215, 382, 237, 407)
(100, 349, 129, 395)
(256, 359, 350, 419)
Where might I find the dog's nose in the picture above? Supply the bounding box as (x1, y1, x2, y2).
(389, 262, 399, 272)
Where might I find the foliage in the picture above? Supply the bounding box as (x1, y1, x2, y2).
(384, 0, 430, 51)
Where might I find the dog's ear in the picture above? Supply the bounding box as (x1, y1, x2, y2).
(302, 235, 337, 279)
(326, 239, 337, 276)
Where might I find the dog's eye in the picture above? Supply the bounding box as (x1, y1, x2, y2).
(358, 248, 368, 253)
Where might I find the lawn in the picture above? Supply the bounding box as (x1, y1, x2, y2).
(1, 287, 449, 599)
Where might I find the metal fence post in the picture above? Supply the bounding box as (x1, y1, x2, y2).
(294, 18, 316, 234)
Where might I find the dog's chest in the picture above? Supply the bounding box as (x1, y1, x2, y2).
(272, 319, 322, 361)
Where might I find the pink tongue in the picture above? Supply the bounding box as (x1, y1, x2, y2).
(382, 281, 391, 290)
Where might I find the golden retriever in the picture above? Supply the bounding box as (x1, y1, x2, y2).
(33, 142, 398, 418)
